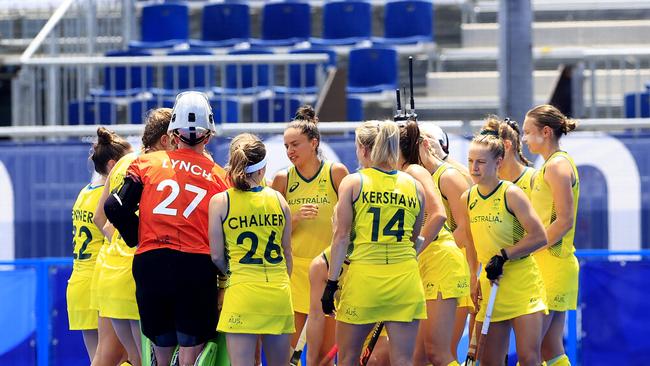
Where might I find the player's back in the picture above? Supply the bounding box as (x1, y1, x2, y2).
(129, 148, 228, 255)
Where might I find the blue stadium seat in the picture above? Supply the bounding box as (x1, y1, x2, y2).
(210, 98, 240, 123)
(190, 3, 250, 48)
(129, 3, 189, 49)
(216, 48, 274, 95)
(252, 2, 311, 47)
(374, 1, 434, 45)
(91, 50, 154, 98)
(128, 99, 174, 124)
(162, 49, 216, 93)
(347, 96, 364, 121)
(347, 47, 398, 94)
(274, 47, 336, 94)
(624, 91, 650, 118)
(311, 1, 372, 46)
(254, 97, 302, 123)
(68, 100, 118, 125)
(129, 98, 239, 124)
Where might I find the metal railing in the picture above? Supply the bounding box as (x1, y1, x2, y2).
(11, 53, 331, 126)
(1, 118, 649, 140)
(13, 0, 124, 59)
(583, 49, 650, 118)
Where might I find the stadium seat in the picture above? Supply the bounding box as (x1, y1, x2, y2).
(373, 0, 434, 45)
(347, 96, 364, 121)
(129, 3, 189, 49)
(68, 100, 118, 125)
(311, 1, 372, 46)
(216, 48, 274, 95)
(210, 98, 240, 123)
(190, 3, 250, 48)
(624, 89, 650, 118)
(252, 2, 311, 47)
(162, 49, 216, 93)
(347, 47, 398, 94)
(254, 97, 302, 123)
(91, 49, 154, 98)
(128, 99, 174, 124)
(273, 47, 337, 95)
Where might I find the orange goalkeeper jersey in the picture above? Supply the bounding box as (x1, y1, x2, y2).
(127, 148, 228, 255)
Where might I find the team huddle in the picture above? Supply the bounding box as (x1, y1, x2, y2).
(67, 91, 580, 366)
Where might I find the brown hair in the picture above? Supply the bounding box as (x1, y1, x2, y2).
(142, 108, 172, 149)
(286, 107, 321, 155)
(294, 104, 316, 121)
(526, 104, 577, 139)
(356, 120, 400, 168)
(91, 127, 131, 176)
(482, 116, 531, 166)
(399, 120, 421, 166)
(227, 133, 266, 190)
(471, 131, 505, 160)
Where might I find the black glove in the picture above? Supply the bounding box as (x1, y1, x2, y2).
(485, 253, 507, 281)
(321, 279, 338, 315)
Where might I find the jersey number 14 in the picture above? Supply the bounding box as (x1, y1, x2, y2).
(368, 207, 405, 242)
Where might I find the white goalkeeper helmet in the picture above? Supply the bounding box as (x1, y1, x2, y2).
(419, 123, 449, 159)
(169, 91, 216, 145)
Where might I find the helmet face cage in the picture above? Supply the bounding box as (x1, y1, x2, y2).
(169, 91, 216, 146)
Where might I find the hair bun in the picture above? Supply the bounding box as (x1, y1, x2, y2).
(563, 118, 578, 134)
(96, 127, 114, 145)
(294, 105, 316, 122)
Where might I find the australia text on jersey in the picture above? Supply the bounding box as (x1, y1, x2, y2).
(287, 196, 330, 205)
(161, 158, 213, 180)
(470, 214, 502, 223)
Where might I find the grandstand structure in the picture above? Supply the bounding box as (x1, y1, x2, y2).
(1, 2, 650, 365)
(1, 0, 650, 126)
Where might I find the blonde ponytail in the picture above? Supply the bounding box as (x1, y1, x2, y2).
(370, 121, 400, 169)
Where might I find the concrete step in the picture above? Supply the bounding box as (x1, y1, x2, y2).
(462, 20, 650, 48)
(426, 69, 650, 101)
(472, 0, 650, 22)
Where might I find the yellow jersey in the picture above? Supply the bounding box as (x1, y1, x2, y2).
(531, 151, 579, 258)
(107, 152, 139, 257)
(71, 183, 106, 272)
(349, 168, 421, 264)
(467, 181, 525, 264)
(431, 162, 458, 242)
(512, 166, 535, 199)
(222, 186, 289, 286)
(286, 160, 338, 259)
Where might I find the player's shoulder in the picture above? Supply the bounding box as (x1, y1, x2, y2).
(114, 151, 139, 168)
(405, 163, 429, 178)
(132, 149, 167, 166)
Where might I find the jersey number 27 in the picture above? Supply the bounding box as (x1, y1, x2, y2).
(153, 179, 207, 218)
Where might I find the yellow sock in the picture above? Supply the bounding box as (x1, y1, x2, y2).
(546, 354, 570, 366)
(447, 361, 460, 366)
(119, 362, 132, 366)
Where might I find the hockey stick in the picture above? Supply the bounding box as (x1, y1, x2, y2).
(464, 282, 499, 366)
(289, 319, 309, 366)
(359, 321, 384, 366)
(318, 344, 339, 366)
